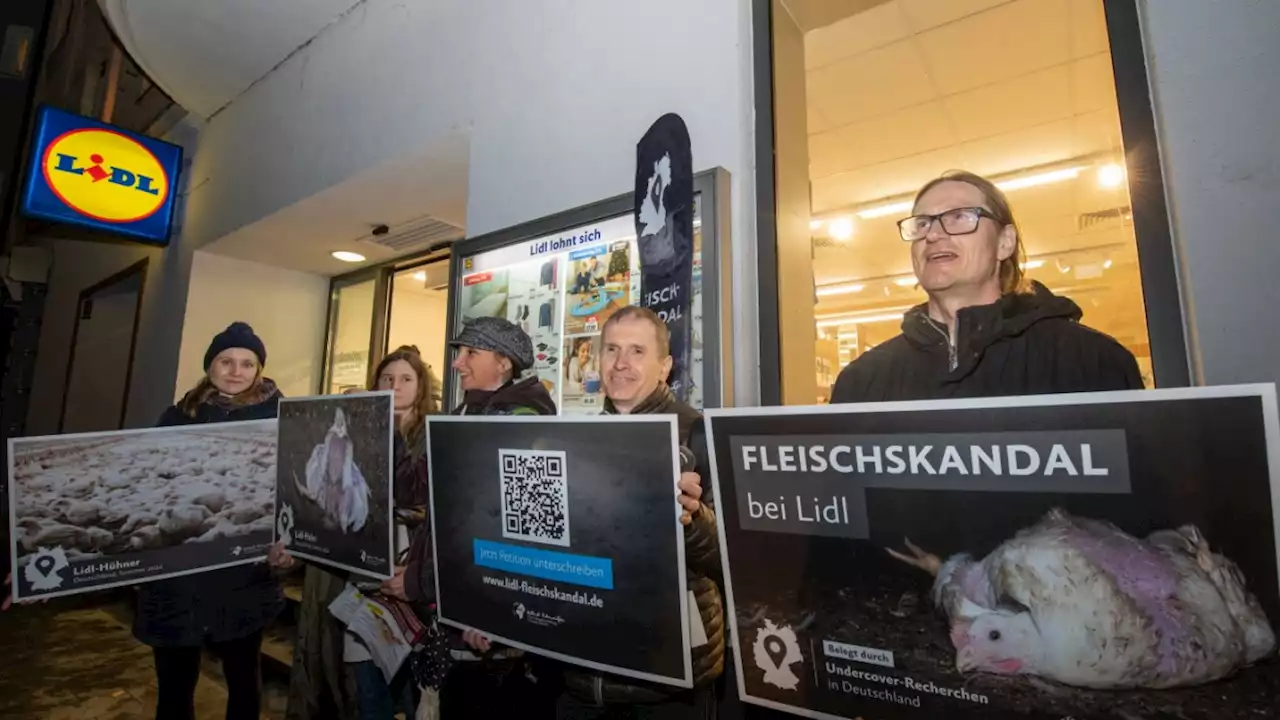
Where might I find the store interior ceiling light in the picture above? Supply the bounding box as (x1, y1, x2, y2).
(820, 162, 1100, 227)
(815, 282, 865, 297)
(413, 271, 427, 282)
(331, 250, 366, 263)
(998, 166, 1083, 192)
(827, 217, 855, 241)
(1097, 163, 1126, 189)
(810, 219, 825, 231)
(817, 311, 907, 328)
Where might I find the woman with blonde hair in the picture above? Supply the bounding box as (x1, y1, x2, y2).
(134, 322, 291, 720)
(284, 345, 442, 719)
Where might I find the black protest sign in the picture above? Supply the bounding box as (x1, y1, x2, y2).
(427, 415, 693, 687)
(275, 392, 395, 580)
(707, 387, 1280, 720)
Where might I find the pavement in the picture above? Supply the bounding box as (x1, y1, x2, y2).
(0, 594, 288, 720)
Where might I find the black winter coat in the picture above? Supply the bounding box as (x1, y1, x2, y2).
(132, 382, 286, 647)
(831, 282, 1144, 403)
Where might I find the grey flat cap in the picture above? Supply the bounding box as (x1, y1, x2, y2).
(449, 316, 535, 372)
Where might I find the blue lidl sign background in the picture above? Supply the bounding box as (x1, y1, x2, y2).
(20, 106, 183, 244)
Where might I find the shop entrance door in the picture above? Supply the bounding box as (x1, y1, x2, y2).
(59, 259, 147, 432)
(386, 258, 450, 405)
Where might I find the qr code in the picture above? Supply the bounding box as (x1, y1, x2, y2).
(499, 449, 570, 547)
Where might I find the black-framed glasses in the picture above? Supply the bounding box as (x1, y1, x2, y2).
(896, 207, 997, 242)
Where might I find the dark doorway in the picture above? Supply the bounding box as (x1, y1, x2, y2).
(58, 259, 147, 432)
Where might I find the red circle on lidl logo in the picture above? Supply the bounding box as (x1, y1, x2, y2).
(41, 128, 170, 224)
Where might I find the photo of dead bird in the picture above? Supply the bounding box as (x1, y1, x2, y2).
(713, 391, 1280, 720)
(888, 508, 1276, 690)
(7, 421, 277, 600)
(275, 392, 393, 578)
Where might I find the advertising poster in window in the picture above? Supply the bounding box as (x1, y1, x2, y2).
(454, 202, 705, 415)
(706, 386, 1280, 720)
(505, 257, 563, 401)
(8, 420, 278, 601)
(427, 415, 693, 687)
(275, 392, 395, 580)
(564, 241, 632, 336)
(561, 334, 604, 414)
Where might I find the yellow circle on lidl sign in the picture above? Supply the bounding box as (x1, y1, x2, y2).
(41, 128, 169, 224)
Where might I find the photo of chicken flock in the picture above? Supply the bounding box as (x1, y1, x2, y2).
(9, 422, 277, 570)
(736, 508, 1280, 719)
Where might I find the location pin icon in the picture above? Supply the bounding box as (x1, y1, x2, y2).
(36, 555, 55, 575)
(764, 635, 788, 669)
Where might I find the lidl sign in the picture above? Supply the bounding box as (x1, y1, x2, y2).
(20, 106, 183, 244)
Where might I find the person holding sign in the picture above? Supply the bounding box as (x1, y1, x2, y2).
(558, 306, 725, 718)
(831, 170, 1143, 403)
(434, 316, 561, 718)
(134, 322, 292, 720)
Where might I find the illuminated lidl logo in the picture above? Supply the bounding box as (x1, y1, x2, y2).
(21, 106, 183, 243)
(42, 129, 169, 223)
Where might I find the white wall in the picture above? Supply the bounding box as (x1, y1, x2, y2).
(180, 0, 760, 404)
(1141, 0, 1280, 388)
(386, 289, 449, 378)
(175, 250, 329, 400)
(27, 240, 164, 434)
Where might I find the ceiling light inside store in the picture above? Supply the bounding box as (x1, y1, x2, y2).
(1097, 163, 1126, 189)
(894, 277, 918, 287)
(828, 217, 855, 241)
(816, 282, 865, 297)
(998, 167, 1083, 191)
(413, 271, 427, 282)
(331, 251, 366, 263)
(1103, 258, 1113, 269)
(848, 165, 1086, 223)
(817, 312, 906, 328)
(857, 201, 913, 220)
(810, 219, 824, 231)
(1021, 260, 1045, 270)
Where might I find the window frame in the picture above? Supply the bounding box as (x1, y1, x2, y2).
(750, 0, 1191, 405)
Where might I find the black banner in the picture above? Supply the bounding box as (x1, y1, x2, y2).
(707, 387, 1280, 720)
(635, 112, 694, 401)
(428, 415, 692, 687)
(276, 392, 395, 580)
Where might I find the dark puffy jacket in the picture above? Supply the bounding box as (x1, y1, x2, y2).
(831, 282, 1144, 403)
(132, 381, 286, 648)
(563, 384, 726, 705)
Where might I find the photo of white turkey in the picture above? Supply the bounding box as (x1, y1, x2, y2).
(888, 508, 1276, 689)
(296, 407, 371, 533)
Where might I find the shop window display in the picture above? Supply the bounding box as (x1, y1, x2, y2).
(772, 0, 1155, 402)
(454, 199, 706, 415)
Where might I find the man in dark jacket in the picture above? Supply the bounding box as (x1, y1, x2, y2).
(559, 306, 725, 719)
(832, 170, 1143, 403)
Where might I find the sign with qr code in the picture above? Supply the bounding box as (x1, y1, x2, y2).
(428, 415, 693, 687)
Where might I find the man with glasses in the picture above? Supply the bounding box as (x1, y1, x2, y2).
(831, 170, 1143, 403)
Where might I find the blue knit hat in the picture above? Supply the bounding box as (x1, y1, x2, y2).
(204, 322, 267, 369)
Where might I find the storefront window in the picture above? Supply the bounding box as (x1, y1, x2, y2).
(323, 277, 376, 394)
(386, 261, 449, 400)
(450, 199, 707, 415)
(770, 0, 1155, 403)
